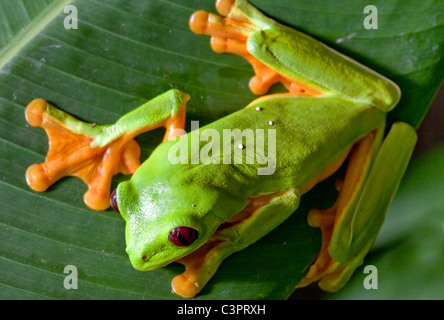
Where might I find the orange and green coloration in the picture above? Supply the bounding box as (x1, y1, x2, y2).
(25, 90, 189, 210)
(25, 0, 417, 298)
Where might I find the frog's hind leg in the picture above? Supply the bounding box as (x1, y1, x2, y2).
(190, 0, 317, 96)
(25, 90, 189, 211)
(297, 123, 416, 291)
(296, 127, 385, 291)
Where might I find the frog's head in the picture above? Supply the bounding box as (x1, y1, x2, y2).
(111, 147, 231, 271)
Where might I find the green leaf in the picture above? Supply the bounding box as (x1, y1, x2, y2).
(0, 0, 442, 299)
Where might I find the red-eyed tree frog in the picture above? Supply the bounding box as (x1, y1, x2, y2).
(25, 0, 417, 298)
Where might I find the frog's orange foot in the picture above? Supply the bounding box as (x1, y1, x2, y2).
(190, 0, 320, 96)
(190, 3, 280, 95)
(297, 204, 341, 291)
(171, 273, 200, 299)
(25, 99, 141, 211)
(297, 172, 365, 291)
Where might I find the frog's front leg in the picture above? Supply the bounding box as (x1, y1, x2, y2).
(189, 0, 320, 96)
(172, 189, 301, 298)
(25, 89, 189, 210)
(297, 122, 417, 291)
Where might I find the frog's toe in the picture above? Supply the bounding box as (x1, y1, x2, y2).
(25, 98, 47, 127)
(84, 185, 112, 211)
(171, 274, 200, 299)
(307, 207, 336, 228)
(210, 36, 227, 53)
(249, 72, 280, 96)
(189, 7, 252, 41)
(26, 164, 51, 192)
(189, 10, 211, 35)
(215, 0, 235, 16)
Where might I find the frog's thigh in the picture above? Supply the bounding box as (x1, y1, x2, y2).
(172, 189, 301, 298)
(298, 122, 417, 291)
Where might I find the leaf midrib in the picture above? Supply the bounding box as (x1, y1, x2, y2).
(0, 0, 72, 71)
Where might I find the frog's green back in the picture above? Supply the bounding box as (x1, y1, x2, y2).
(136, 94, 386, 220)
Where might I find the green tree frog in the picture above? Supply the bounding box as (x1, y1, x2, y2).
(25, 0, 417, 298)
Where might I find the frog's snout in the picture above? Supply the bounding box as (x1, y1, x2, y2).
(126, 246, 164, 271)
(127, 252, 150, 271)
(126, 244, 149, 270)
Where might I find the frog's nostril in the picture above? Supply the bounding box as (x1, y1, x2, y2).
(142, 255, 147, 261)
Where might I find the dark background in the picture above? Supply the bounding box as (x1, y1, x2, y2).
(414, 84, 444, 155)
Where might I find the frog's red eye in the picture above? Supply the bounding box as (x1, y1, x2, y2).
(110, 189, 119, 213)
(168, 227, 198, 247)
